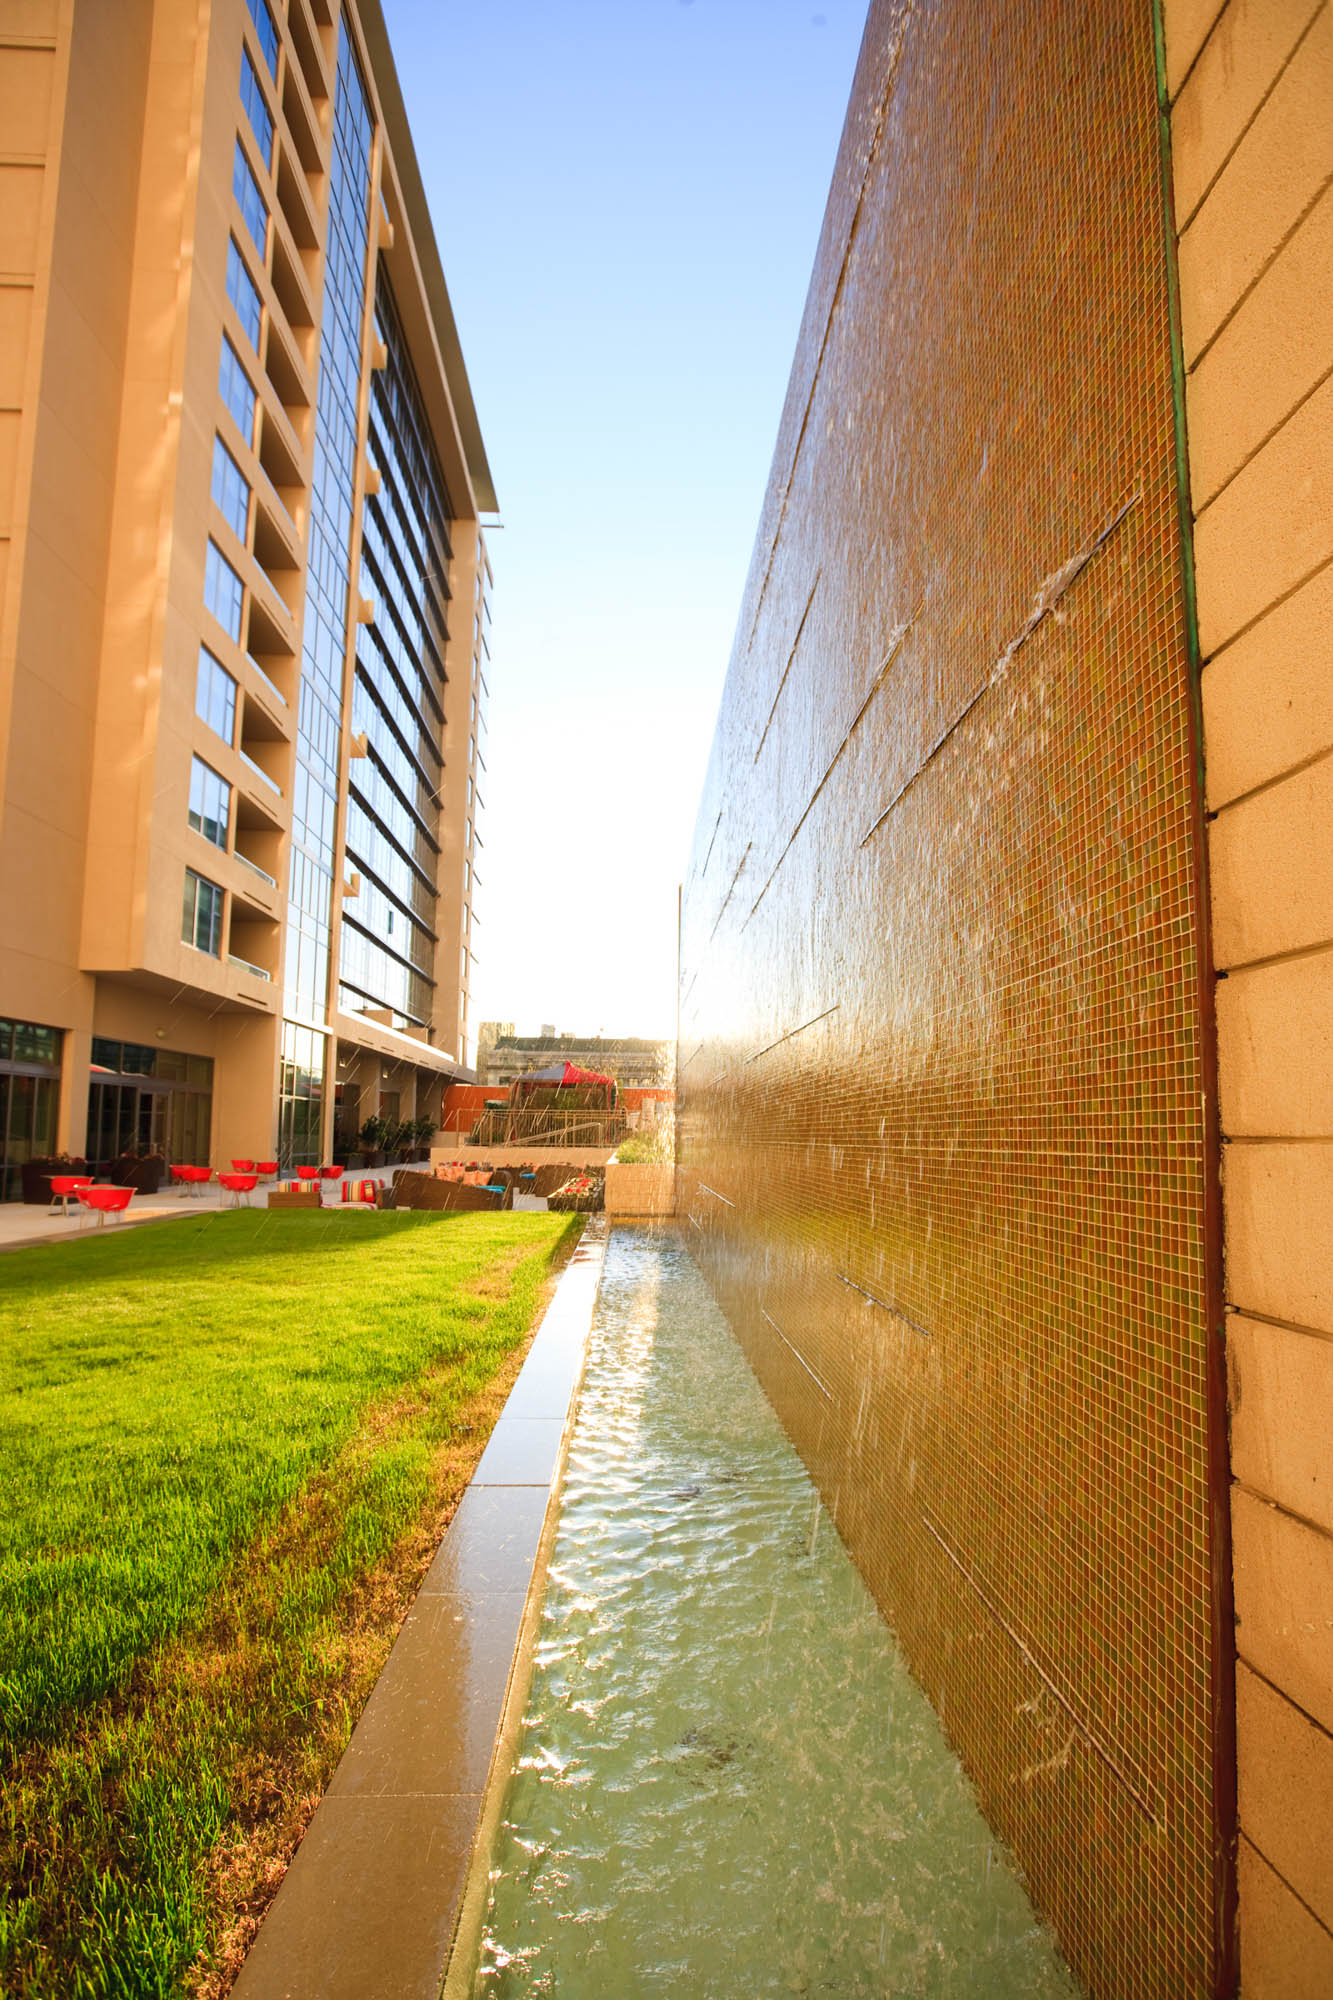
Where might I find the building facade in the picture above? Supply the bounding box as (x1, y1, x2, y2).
(0, 0, 492, 1191)
(679, 1, 1330, 1994)
(478, 1028, 675, 1092)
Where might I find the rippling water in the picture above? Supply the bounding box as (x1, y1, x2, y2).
(475, 1228, 1078, 1998)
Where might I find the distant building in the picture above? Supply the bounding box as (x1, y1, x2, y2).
(481, 1033, 674, 1092)
(0, 0, 492, 1189)
(475, 1020, 515, 1075)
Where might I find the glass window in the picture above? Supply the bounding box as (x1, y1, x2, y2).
(245, 0, 279, 78)
(226, 237, 262, 350)
(233, 140, 268, 261)
(211, 434, 250, 542)
(7, 1020, 59, 1066)
(188, 756, 231, 850)
(182, 869, 224, 956)
(196, 646, 237, 744)
(239, 47, 274, 162)
(219, 336, 256, 444)
(204, 539, 244, 642)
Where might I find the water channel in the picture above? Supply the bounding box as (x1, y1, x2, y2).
(474, 1227, 1079, 1997)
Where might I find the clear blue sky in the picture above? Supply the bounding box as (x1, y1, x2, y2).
(382, 0, 868, 1044)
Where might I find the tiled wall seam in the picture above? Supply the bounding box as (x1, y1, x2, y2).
(1168, 0, 1333, 1985)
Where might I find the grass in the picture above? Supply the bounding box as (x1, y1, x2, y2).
(0, 1207, 580, 1999)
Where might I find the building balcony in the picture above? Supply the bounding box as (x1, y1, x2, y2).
(280, 45, 327, 173)
(284, 0, 332, 105)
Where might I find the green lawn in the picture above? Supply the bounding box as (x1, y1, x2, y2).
(0, 1208, 579, 1999)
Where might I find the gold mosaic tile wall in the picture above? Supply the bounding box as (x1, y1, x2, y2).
(677, 3, 1226, 1994)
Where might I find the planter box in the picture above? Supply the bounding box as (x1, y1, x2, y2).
(267, 1190, 321, 1210)
(20, 1157, 90, 1204)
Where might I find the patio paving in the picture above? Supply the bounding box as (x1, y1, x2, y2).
(0, 1162, 426, 1255)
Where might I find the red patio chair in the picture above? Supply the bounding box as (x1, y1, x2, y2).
(255, 1161, 279, 1178)
(231, 1158, 256, 1172)
(320, 1164, 344, 1180)
(217, 1172, 259, 1209)
(77, 1185, 133, 1228)
(49, 1173, 93, 1217)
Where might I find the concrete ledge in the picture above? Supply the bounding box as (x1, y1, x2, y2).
(232, 1218, 608, 2000)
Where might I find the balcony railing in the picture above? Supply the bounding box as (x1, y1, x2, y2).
(468, 1108, 629, 1150)
(234, 850, 278, 889)
(228, 953, 271, 981)
(240, 747, 281, 794)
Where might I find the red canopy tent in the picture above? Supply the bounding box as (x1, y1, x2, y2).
(512, 1061, 617, 1108)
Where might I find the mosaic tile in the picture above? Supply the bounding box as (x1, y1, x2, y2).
(677, 3, 1220, 1993)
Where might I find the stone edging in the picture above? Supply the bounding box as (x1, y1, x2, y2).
(231, 1217, 609, 2000)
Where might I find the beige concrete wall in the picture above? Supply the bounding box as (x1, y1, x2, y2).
(0, 0, 159, 1148)
(1166, 1, 1333, 1988)
(604, 1162, 674, 1218)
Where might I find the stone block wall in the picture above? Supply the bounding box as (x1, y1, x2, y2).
(1166, 1, 1333, 1989)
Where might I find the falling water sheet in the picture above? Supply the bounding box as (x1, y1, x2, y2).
(475, 1228, 1080, 1998)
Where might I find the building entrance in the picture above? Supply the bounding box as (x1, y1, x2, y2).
(0, 1018, 62, 1202)
(88, 1040, 213, 1168)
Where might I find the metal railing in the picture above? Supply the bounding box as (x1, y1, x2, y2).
(469, 1108, 628, 1149)
(233, 850, 277, 888)
(245, 655, 288, 707)
(240, 747, 282, 795)
(228, 952, 271, 981)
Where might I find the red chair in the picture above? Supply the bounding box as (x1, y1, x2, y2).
(319, 1164, 344, 1181)
(171, 1165, 212, 1197)
(255, 1161, 279, 1178)
(49, 1173, 93, 1217)
(217, 1171, 259, 1209)
(77, 1186, 133, 1228)
(231, 1158, 256, 1172)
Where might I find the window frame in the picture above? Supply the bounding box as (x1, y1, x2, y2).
(195, 646, 237, 746)
(182, 869, 224, 957)
(188, 755, 232, 852)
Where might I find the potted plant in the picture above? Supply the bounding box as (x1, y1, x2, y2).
(411, 1113, 436, 1157)
(357, 1114, 388, 1166)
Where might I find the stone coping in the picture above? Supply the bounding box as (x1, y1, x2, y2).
(231, 1217, 608, 2000)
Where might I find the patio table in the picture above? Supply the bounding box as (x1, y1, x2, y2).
(49, 1173, 93, 1217)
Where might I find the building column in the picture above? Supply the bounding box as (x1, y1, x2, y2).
(58, 1028, 91, 1156)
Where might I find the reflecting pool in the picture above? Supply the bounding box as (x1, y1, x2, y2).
(476, 1228, 1079, 1998)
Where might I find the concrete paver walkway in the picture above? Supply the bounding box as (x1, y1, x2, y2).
(0, 1162, 429, 1255)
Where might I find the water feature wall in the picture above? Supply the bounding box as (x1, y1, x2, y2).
(676, 3, 1225, 1995)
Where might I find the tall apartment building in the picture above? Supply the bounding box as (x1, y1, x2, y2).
(0, 0, 492, 1192)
